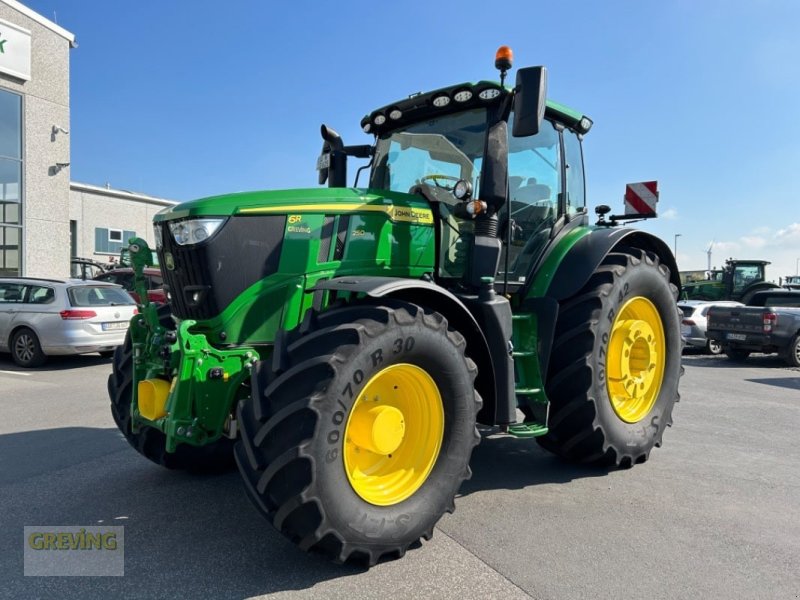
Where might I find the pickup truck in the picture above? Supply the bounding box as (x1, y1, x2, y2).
(706, 290, 800, 367)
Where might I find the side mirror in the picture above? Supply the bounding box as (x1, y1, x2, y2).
(317, 142, 330, 185)
(318, 125, 346, 187)
(512, 66, 547, 137)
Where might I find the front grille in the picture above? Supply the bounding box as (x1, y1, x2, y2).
(158, 215, 285, 320)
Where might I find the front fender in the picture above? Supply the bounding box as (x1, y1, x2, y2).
(313, 276, 499, 424)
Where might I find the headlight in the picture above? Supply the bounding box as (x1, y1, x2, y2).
(454, 179, 472, 201)
(153, 223, 163, 249)
(478, 87, 501, 100)
(168, 218, 226, 246)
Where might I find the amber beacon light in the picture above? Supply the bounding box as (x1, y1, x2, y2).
(495, 45, 514, 85)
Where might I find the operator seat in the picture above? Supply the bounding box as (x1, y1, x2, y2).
(511, 178, 552, 224)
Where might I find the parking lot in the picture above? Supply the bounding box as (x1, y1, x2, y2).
(1, 351, 798, 599)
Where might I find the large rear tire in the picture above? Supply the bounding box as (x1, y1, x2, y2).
(235, 301, 480, 565)
(107, 306, 235, 472)
(537, 248, 682, 467)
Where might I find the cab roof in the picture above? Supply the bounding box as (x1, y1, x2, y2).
(361, 80, 590, 137)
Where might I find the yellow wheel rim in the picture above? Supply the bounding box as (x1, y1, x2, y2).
(343, 363, 444, 506)
(606, 296, 666, 423)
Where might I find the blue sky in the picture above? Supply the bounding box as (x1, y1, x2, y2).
(28, 0, 800, 279)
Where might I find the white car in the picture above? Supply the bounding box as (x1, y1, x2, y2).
(678, 300, 744, 354)
(0, 277, 137, 367)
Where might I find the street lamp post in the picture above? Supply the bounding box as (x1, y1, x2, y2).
(796, 257, 799, 276)
(674, 234, 682, 258)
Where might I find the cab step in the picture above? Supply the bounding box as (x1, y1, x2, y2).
(507, 422, 549, 438)
(515, 387, 541, 395)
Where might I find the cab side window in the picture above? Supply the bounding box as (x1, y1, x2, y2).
(507, 118, 561, 224)
(563, 129, 586, 216)
(498, 117, 562, 283)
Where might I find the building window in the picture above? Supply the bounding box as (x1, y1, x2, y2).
(0, 88, 22, 276)
(95, 227, 135, 254)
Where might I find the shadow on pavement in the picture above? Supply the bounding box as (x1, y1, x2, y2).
(0, 353, 111, 372)
(0, 427, 360, 599)
(745, 377, 800, 390)
(681, 353, 790, 369)
(0, 423, 612, 597)
(459, 430, 611, 497)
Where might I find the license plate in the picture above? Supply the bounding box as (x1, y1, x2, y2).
(726, 333, 746, 341)
(102, 321, 129, 331)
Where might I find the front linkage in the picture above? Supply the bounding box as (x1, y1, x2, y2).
(127, 238, 258, 452)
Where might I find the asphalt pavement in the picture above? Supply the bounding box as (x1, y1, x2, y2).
(0, 351, 798, 599)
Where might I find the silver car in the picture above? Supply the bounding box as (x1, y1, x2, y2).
(0, 277, 137, 367)
(678, 300, 744, 355)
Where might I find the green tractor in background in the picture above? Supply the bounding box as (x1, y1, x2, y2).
(780, 275, 800, 290)
(109, 48, 683, 565)
(681, 259, 778, 303)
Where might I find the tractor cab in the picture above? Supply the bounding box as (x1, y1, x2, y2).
(723, 259, 769, 297)
(683, 258, 776, 302)
(321, 47, 592, 296)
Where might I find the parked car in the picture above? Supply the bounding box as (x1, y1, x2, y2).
(706, 289, 800, 366)
(678, 300, 744, 354)
(70, 257, 108, 280)
(0, 277, 137, 367)
(94, 267, 166, 304)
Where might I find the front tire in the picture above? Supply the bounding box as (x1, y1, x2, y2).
(538, 248, 682, 467)
(107, 307, 235, 472)
(235, 302, 481, 565)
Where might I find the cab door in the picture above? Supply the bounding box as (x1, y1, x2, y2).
(497, 118, 562, 285)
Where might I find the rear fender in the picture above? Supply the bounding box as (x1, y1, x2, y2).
(545, 228, 681, 301)
(532, 228, 680, 388)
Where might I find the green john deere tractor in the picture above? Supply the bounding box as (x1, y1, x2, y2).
(681, 259, 778, 303)
(109, 49, 682, 565)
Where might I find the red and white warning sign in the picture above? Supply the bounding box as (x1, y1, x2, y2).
(624, 181, 658, 216)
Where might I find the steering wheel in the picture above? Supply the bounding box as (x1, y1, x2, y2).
(419, 174, 460, 190)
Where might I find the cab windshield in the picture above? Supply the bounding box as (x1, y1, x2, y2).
(369, 108, 487, 195)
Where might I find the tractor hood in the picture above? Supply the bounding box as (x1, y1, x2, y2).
(154, 188, 434, 224)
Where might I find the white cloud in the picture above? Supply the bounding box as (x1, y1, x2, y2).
(774, 223, 800, 246)
(741, 236, 767, 249)
(713, 240, 740, 253)
(752, 226, 771, 235)
(660, 207, 678, 220)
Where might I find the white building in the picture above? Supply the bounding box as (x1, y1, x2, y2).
(69, 182, 175, 265)
(0, 1, 177, 277)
